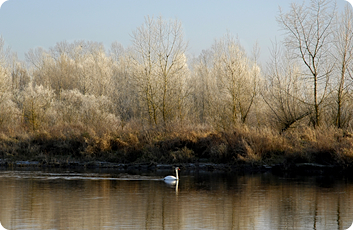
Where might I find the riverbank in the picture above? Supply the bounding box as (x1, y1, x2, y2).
(1, 125, 353, 174)
(0, 160, 351, 177)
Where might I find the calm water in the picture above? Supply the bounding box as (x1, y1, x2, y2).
(0, 168, 352, 230)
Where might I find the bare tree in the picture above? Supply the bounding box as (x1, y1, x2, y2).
(263, 42, 311, 132)
(278, 0, 336, 127)
(130, 16, 188, 125)
(331, 4, 353, 128)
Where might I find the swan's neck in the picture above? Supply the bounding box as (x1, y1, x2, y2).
(175, 169, 179, 180)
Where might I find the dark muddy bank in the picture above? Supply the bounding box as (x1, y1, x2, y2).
(0, 159, 351, 177)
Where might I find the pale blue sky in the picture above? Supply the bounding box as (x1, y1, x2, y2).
(0, 0, 351, 63)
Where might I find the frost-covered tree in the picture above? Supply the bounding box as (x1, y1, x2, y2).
(0, 36, 11, 97)
(108, 45, 139, 128)
(211, 35, 260, 127)
(189, 50, 214, 124)
(54, 89, 119, 134)
(9, 53, 30, 92)
(26, 41, 114, 97)
(78, 42, 114, 96)
(130, 16, 189, 125)
(20, 85, 55, 131)
(0, 37, 22, 131)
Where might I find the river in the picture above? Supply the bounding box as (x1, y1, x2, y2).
(0, 168, 352, 229)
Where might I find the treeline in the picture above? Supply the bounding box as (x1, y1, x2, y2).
(0, 1, 352, 159)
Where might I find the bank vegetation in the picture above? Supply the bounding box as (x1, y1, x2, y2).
(0, 0, 353, 168)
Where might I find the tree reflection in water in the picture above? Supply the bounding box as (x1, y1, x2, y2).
(0, 170, 352, 229)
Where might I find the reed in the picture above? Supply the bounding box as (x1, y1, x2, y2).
(0, 122, 353, 167)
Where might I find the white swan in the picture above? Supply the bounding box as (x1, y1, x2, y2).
(346, 222, 353, 230)
(164, 167, 180, 181)
(0, 221, 7, 230)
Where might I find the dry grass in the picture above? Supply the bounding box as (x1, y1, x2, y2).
(0, 122, 353, 167)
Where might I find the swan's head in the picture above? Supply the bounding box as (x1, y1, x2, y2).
(175, 167, 180, 171)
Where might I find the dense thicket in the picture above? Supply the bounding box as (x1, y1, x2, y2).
(0, 1, 353, 165)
